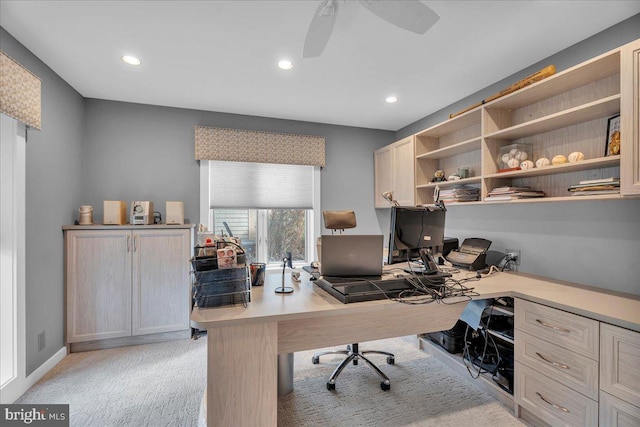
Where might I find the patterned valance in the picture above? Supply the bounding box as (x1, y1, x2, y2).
(0, 51, 41, 130)
(195, 126, 325, 167)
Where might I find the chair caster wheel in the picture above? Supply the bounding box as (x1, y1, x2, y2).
(387, 356, 395, 365)
(381, 382, 390, 391)
(327, 382, 336, 391)
(353, 359, 358, 365)
(312, 356, 319, 364)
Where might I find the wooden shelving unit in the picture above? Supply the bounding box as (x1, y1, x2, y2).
(409, 40, 640, 205)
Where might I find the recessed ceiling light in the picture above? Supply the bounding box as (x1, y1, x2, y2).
(121, 55, 141, 66)
(278, 60, 293, 70)
(385, 96, 398, 103)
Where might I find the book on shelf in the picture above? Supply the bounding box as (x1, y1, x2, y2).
(568, 183, 620, 192)
(488, 186, 532, 194)
(485, 191, 545, 201)
(570, 189, 620, 196)
(578, 177, 619, 185)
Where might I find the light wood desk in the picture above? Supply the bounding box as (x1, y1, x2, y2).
(190, 269, 640, 427)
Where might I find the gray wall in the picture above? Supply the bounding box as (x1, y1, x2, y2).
(393, 14, 640, 296)
(1, 28, 85, 374)
(82, 99, 393, 232)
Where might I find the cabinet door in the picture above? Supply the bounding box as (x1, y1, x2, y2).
(374, 145, 393, 208)
(392, 136, 415, 206)
(131, 229, 191, 335)
(66, 230, 132, 342)
(600, 391, 640, 427)
(620, 38, 640, 196)
(600, 323, 640, 407)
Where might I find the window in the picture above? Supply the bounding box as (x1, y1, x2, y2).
(211, 208, 310, 265)
(200, 161, 320, 267)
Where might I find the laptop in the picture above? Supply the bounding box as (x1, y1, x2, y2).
(320, 235, 384, 277)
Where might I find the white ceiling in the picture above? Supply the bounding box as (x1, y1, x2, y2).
(2, 1, 640, 131)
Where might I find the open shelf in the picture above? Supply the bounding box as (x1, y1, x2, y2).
(485, 95, 620, 140)
(484, 156, 620, 179)
(416, 137, 482, 160)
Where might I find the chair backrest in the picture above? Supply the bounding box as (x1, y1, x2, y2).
(323, 210, 356, 234)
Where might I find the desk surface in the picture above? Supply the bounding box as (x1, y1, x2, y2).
(192, 266, 640, 427)
(191, 267, 640, 333)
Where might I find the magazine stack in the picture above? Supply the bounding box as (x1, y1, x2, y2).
(484, 186, 545, 202)
(568, 177, 620, 196)
(437, 185, 480, 203)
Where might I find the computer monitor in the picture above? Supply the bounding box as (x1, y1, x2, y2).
(387, 203, 446, 273)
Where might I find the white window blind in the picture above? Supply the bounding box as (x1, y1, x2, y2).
(210, 161, 314, 209)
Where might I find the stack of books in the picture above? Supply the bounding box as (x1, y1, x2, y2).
(568, 177, 620, 196)
(438, 185, 480, 202)
(484, 186, 545, 202)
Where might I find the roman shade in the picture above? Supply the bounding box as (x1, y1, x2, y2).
(195, 126, 325, 167)
(209, 160, 314, 209)
(0, 51, 41, 130)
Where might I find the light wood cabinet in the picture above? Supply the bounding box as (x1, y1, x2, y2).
(620, 38, 640, 196)
(66, 229, 132, 342)
(514, 299, 600, 426)
(411, 38, 640, 205)
(600, 391, 640, 427)
(374, 136, 415, 207)
(600, 323, 640, 419)
(65, 225, 193, 346)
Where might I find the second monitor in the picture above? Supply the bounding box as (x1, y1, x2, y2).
(387, 203, 446, 274)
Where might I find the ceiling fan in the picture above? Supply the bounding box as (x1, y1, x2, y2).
(303, 0, 440, 58)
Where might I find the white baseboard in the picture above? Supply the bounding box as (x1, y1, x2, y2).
(1, 346, 67, 403)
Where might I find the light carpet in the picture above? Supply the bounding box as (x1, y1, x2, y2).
(16, 336, 525, 426)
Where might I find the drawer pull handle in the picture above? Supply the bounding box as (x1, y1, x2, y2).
(536, 352, 570, 370)
(535, 319, 571, 333)
(536, 392, 570, 413)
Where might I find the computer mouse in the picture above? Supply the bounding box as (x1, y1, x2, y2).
(310, 261, 320, 270)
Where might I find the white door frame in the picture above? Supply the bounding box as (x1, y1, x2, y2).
(0, 114, 26, 403)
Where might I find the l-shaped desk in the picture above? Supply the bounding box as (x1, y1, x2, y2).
(190, 268, 640, 427)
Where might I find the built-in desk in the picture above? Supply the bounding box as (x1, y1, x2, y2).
(190, 268, 640, 427)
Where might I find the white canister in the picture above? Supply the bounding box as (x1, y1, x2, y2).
(79, 205, 94, 225)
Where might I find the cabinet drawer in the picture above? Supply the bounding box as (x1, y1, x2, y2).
(601, 323, 640, 407)
(515, 299, 599, 359)
(516, 330, 598, 400)
(600, 391, 640, 427)
(516, 362, 598, 426)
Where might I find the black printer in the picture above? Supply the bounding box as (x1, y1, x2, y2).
(445, 238, 492, 271)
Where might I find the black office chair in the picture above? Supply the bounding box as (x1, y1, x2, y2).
(312, 210, 394, 391)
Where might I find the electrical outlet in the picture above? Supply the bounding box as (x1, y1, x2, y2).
(505, 249, 521, 266)
(37, 331, 46, 352)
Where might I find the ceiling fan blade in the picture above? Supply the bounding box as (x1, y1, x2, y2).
(303, 0, 339, 58)
(359, 0, 439, 35)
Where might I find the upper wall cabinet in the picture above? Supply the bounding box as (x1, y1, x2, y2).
(620, 39, 640, 196)
(409, 38, 640, 205)
(374, 136, 415, 208)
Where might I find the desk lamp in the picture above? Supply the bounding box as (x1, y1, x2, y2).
(275, 251, 294, 294)
(381, 191, 399, 206)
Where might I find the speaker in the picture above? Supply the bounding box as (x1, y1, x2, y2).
(166, 201, 184, 225)
(103, 201, 127, 225)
